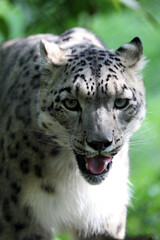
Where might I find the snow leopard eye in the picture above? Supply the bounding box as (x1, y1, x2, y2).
(114, 98, 129, 109)
(63, 99, 80, 111)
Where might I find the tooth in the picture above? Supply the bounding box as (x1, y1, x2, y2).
(86, 163, 89, 170)
(104, 162, 108, 169)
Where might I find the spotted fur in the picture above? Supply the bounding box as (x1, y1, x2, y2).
(0, 27, 146, 240)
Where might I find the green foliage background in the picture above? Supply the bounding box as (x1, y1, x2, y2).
(0, 0, 160, 239)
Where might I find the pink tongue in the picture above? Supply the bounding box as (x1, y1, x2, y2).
(85, 155, 112, 174)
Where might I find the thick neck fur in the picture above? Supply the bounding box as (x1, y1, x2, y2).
(22, 143, 129, 239)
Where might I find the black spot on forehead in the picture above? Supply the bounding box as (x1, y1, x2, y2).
(67, 45, 126, 90)
(80, 46, 108, 59)
(59, 87, 71, 94)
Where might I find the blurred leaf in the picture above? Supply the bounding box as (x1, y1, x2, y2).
(119, 0, 141, 10)
(0, 16, 9, 39)
(54, 233, 72, 240)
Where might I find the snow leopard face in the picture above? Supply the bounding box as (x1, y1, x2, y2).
(38, 36, 146, 185)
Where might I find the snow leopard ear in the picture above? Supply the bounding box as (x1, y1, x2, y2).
(40, 39, 70, 66)
(116, 37, 146, 70)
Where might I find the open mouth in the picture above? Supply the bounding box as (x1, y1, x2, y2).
(75, 154, 112, 184)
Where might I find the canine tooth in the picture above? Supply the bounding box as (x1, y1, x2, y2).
(104, 162, 108, 169)
(86, 163, 89, 170)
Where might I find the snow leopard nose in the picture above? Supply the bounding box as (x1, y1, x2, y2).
(86, 140, 112, 151)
